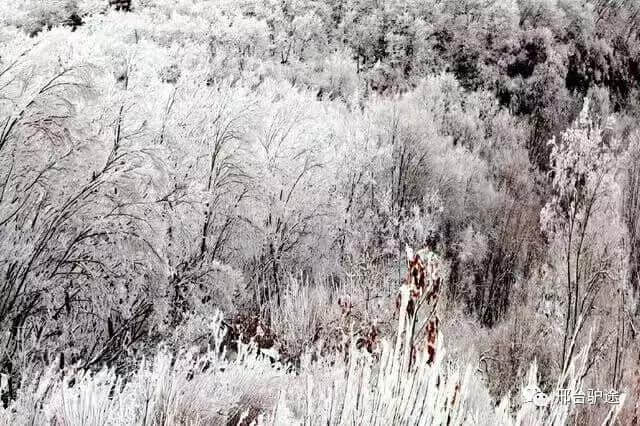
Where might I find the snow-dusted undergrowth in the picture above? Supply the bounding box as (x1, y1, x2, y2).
(0, 312, 624, 426)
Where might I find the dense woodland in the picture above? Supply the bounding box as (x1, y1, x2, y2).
(1, 0, 640, 424)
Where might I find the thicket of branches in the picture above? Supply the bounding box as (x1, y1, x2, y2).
(1, 0, 640, 424)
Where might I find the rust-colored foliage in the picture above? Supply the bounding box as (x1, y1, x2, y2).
(222, 313, 278, 354)
(108, 0, 132, 12)
(398, 246, 443, 367)
(305, 296, 383, 363)
(423, 315, 439, 365)
(355, 322, 381, 356)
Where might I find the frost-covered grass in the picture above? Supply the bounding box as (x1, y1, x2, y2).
(0, 312, 625, 426)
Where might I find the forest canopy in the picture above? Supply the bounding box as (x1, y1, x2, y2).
(0, 0, 639, 424)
